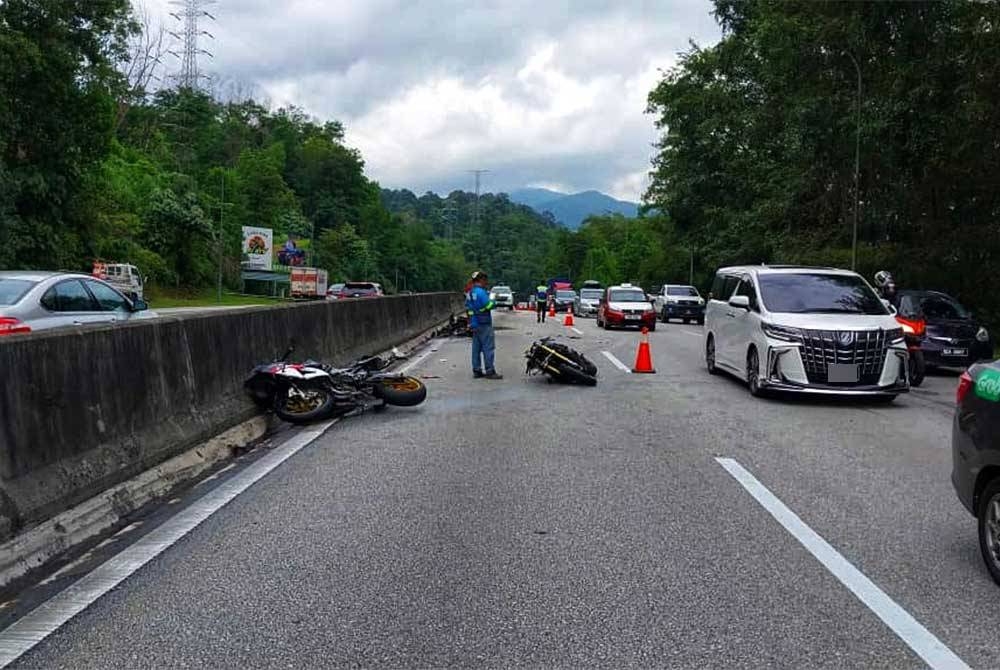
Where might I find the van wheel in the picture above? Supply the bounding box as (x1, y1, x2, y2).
(979, 478, 1000, 586)
(747, 347, 764, 397)
(706, 335, 718, 375)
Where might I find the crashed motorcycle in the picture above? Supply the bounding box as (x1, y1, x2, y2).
(525, 337, 598, 386)
(245, 346, 427, 424)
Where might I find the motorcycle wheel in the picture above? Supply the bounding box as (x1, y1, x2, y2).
(274, 386, 336, 424)
(376, 376, 428, 406)
(551, 361, 598, 386)
(547, 342, 598, 377)
(909, 350, 926, 388)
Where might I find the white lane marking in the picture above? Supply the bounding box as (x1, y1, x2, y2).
(601, 351, 632, 374)
(570, 327, 584, 335)
(715, 457, 970, 670)
(398, 348, 434, 375)
(0, 420, 336, 669)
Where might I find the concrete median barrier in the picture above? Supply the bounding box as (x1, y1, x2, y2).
(0, 293, 463, 543)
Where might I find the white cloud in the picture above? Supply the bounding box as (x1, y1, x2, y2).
(142, 0, 721, 202)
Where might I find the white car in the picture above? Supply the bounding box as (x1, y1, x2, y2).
(653, 284, 706, 324)
(704, 265, 908, 400)
(489, 285, 515, 310)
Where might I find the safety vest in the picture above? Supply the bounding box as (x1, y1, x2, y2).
(536, 286, 548, 301)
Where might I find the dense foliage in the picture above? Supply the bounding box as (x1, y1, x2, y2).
(646, 0, 1000, 323)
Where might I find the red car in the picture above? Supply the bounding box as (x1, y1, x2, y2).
(597, 283, 657, 331)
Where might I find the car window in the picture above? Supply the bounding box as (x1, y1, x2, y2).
(609, 289, 646, 302)
(757, 273, 887, 315)
(580, 289, 602, 300)
(85, 280, 131, 311)
(41, 280, 98, 312)
(668, 286, 699, 296)
(921, 295, 969, 320)
(0, 278, 37, 305)
(735, 276, 759, 311)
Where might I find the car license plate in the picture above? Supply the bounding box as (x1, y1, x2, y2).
(625, 314, 641, 321)
(944, 348, 968, 357)
(827, 363, 859, 383)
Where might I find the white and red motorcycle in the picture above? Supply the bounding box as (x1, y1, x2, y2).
(244, 345, 427, 424)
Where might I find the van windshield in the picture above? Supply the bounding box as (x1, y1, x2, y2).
(580, 289, 603, 300)
(758, 273, 888, 315)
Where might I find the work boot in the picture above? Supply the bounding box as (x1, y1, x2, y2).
(473, 370, 484, 379)
(484, 371, 503, 380)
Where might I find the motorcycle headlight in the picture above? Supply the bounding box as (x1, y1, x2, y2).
(977, 327, 989, 342)
(762, 323, 802, 342)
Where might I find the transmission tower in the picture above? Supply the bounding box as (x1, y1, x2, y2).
(469, 169, 489, 230)
(168, 0, 216, 90)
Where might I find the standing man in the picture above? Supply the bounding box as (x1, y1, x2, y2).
(535, 282, 548, 323)
(466, 271, 503, 379)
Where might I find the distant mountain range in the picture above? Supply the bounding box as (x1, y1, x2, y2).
(508, 188, 638, 229)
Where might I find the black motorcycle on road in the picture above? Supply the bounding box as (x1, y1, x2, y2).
(525, 337, 598, 386)
(245, 346, 427, 424)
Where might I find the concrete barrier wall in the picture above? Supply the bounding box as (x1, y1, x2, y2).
(0, 293, 463, 539)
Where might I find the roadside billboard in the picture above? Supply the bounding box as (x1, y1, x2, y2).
(242, 226, 273, 271)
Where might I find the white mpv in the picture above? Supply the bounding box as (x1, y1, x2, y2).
(704, 266, 909, 400)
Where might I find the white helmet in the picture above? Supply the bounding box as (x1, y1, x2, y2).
(873, 270, 894, 289)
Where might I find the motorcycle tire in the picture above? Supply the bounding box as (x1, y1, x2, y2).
(274, 386, 336, 424)
(545, 341, 598, 377)
(375, 376, 428, 406)
(909, 350, 926, 388)
(551, 361, 598, 386)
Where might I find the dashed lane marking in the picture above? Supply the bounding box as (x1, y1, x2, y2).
(715, 457, 970, 670)
(601, 351, 632, 374)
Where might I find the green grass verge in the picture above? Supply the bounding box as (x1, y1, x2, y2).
(146, 287, 284, 309)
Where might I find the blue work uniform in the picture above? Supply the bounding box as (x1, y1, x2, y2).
(465, 285, 497, 374)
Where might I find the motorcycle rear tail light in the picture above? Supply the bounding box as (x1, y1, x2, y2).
(957, 371, 974, 405)
(0, 317, 31, 335)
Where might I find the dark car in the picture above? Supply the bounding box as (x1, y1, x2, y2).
(952, 360, 1000, 586)
(897, 290, 992, 368)
(553, 289, 577, 313)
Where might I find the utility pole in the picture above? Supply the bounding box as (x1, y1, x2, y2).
(469, 169, 489, 231)
(168, 0, 216, 91)
(217, 172, 224, 302)
(689, 248, 694, 286)
(845, 50, 862, 271)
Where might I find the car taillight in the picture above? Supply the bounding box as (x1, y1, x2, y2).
(957, 371, 974, 405)
(0, 317, 31, 335)
(895, 315, 926, 336)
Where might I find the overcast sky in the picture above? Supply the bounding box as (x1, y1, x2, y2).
(147, 0, 720, 201)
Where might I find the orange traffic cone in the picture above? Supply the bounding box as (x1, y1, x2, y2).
(632, 327, 656, 373)
(548, 304, 556, 318)
(563, 306, 575, 327)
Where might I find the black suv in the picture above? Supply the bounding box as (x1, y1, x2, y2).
(896, 290, 993, 368)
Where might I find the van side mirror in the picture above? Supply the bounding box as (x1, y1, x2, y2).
(729, 295, 751, 310)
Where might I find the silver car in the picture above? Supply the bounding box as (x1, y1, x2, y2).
(574, 287, 603, 317)
(0, 271, 157, 336)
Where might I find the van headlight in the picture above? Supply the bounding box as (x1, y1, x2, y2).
(762, 323, 802, 342)
(698, 298, 705, 306)
(887, 327, 904, 344)
(977, 327, 989, 342)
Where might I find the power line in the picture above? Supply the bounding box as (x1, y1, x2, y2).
(168, 0, 216, 90)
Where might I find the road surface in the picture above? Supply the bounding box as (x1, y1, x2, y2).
(0, 310, 995, 669)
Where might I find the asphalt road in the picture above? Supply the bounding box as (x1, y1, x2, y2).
(4, 309, 997, 669)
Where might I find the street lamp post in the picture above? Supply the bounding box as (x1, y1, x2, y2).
(845, 51, 861, 271)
